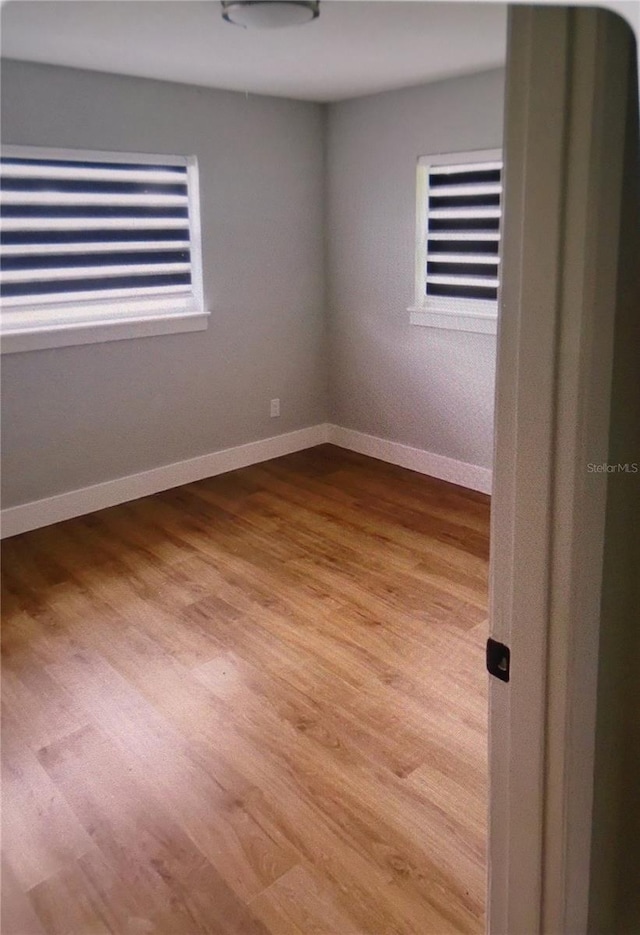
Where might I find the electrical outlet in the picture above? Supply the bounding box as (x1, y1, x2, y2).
(270, 398, 280, 418)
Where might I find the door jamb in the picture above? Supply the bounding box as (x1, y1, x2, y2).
(488, 7, 631, 933)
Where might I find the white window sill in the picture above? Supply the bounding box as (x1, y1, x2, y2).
(1, 311, 209, 354)
(409, 306, 498, 335)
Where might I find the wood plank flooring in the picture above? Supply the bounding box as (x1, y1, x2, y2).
(1, 445, 490, 935)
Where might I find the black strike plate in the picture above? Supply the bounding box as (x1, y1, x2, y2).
(486, 638, 510, 682)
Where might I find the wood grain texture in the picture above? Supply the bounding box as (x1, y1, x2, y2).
(1, 445, 489, 934)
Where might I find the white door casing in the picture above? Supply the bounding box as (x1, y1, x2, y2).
(488, 6, 631, 933)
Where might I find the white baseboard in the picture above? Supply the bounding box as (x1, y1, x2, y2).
(326, 425, 492, 495)
(1, 421, 490, 539)
(0, 423, 331, 539)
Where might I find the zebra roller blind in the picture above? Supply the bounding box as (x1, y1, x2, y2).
(417, 149, 503, 317)
(0, 146, 203, 335)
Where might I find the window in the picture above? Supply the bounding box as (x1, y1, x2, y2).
(409, 148, 503, 334)
(0, 145, 206, 352)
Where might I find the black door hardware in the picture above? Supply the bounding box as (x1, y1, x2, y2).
(486, 638, 510, 682)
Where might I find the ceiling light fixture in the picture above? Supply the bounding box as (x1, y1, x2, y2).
(221, 1, 320, 30)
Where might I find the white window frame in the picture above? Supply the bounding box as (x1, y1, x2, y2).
(409, 147, 502, 335)
(0, 144, 207, 353)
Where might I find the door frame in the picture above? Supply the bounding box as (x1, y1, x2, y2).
(488, 6, 632, 933)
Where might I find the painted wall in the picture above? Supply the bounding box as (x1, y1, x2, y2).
(325, 69, 505, 469)
(1, 60, 504, 510)
(0, 59, 327, 507)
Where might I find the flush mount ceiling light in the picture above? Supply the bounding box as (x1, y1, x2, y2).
(221, 1, 320, 29)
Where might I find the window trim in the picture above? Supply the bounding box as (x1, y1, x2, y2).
(0, 143, 207, 353)
(408, 147, 502, 335)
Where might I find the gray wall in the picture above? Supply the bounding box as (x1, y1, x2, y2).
(326, 69, 505, 468)
(0, 59, 328, 507)
(1, 60, 505, 509)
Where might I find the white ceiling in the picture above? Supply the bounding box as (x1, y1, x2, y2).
(0, 1, 507, 102)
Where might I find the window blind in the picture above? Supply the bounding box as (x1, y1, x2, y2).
(426, 159, 502, 303)
(0, 151, 198, 314)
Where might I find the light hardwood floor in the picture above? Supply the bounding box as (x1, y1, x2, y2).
(1, 445, 490, 935)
